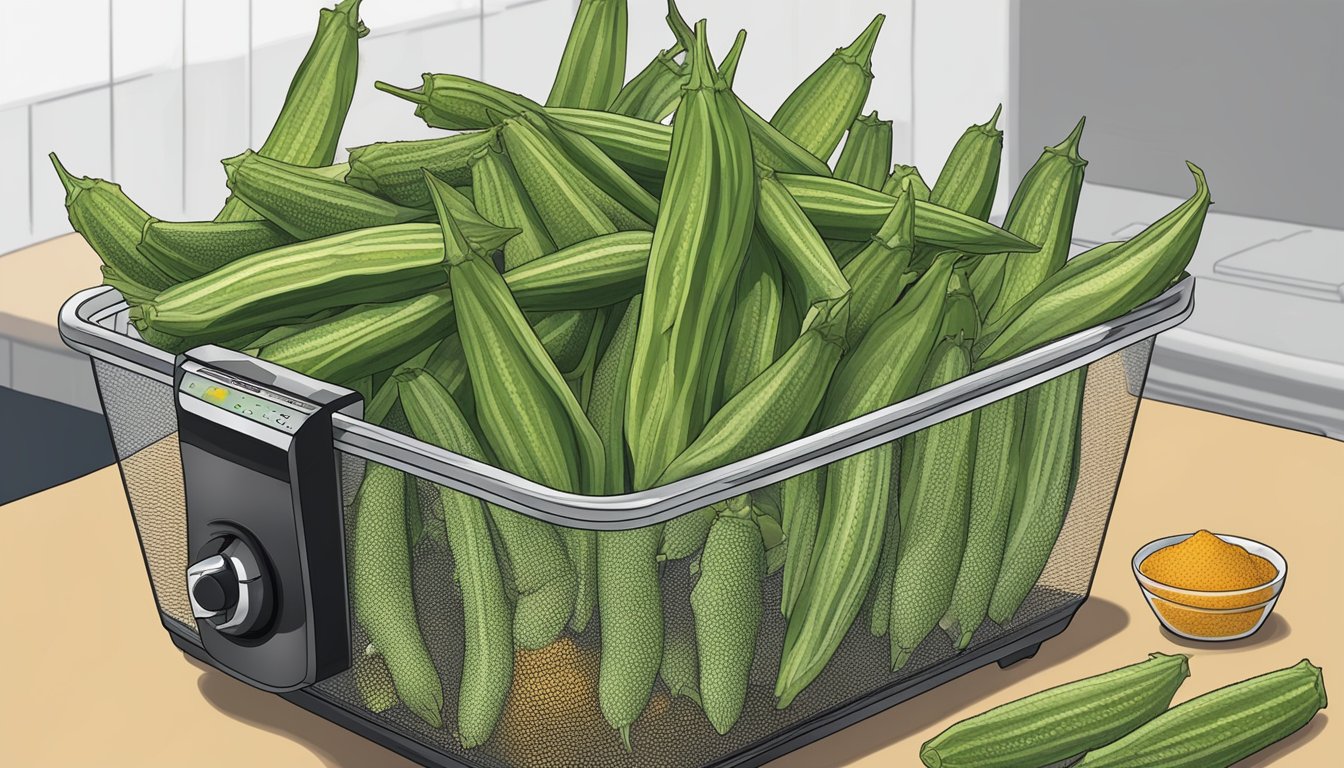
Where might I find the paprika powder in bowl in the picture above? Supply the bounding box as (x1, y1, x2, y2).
(1132, 531, 1287, 641)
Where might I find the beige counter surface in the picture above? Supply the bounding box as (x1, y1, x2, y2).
(2, 400, 1339, 767)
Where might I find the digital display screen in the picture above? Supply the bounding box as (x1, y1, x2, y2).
(180, 370, 314, 434)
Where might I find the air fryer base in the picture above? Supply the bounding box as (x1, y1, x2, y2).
(165, 601, 1081, 768)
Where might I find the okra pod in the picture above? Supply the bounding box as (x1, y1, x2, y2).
(1075, 659, 1327, 768)
(216, 0, 366, 221)
(922, 652, 1191, 768)
(346, 128, 499, 208)
(717, 240, 784, 404)
(929, 105, 1003, 220)
(777, 173, 1040, 253)
(882, 163, 931, 200)
(834, 111, 893, 190)
(222, 150, 428, 240)
(546, 0, 627, 110)
(397, 373, 514, 747)
(50, 154, 171, 298)
(351, 459, 444, 728)
(692, 495, 765, 735)
(841, 175, 917, 347)
(138, 219, 295, 282)
(777, 256, 954, 707)
(467, 139, 556, 270)
(626, 21, 758, 489)
(977, 163, 1209, 366)
(771, 14, 884, 160)
(609, 44, 685, 122)
(757, 168, 852, 320)
(779, 467, 825, 619)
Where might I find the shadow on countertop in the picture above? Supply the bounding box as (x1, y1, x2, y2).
(0, 386, 114, 505)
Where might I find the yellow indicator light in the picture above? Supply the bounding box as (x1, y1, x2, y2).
(203, 386, 229, 403)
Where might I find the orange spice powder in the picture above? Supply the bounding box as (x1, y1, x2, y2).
(1140, 530, 1280, 638)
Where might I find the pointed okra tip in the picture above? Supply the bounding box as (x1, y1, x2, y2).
(374, 76, 431, 107)
(685, 19, 721, 90)
(1185, 160, 1211, 204)
(719, 29, 748, 87)
(665, 0, 695, 52)
(422, 170, 476, 266)
(49, 152, 93, 204)
(840, 13, 885, 70)
(1049, 115, 1087, 164)
(328, 0, 368, 37)
(980, 104, 1004, 136)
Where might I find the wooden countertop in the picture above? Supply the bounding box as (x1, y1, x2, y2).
(1, 401, 1338, 767)
(0, 234, 100, 348)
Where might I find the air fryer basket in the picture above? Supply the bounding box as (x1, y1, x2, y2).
(61, 277, 1193, 768)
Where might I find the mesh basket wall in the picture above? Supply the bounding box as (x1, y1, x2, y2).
(92, 339, 1153, 768)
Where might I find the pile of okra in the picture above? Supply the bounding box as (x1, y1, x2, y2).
(55, 0, 1211, 749)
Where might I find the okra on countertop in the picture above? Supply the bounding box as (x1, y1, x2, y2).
(216, 0, 366, 221)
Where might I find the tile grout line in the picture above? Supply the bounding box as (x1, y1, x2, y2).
(247, 0, 254, 150)
(108, 0, 115, 180)
(26, 103, 33, 234)
(909, 0, 917, 163)
(181, 0, 187, 213)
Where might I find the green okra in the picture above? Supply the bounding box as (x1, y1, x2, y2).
(834, 111, 893, 190)
(987, 367, 1086, 625)
(362, 339, 444, 427)
(756, 168, 853, 321)
(257, 292, 453, 385)
(351, 459, 444, 729)
(625, 21, 758, 490)
(468, 139, 556, 270)
(771, 14, 884, 161)
(216, 0, 366, 221)
(867, 444, 903, 636)
(882, 163, 931, 200)
(346, 128, 498, 209)
(888, 335, 976, 670)
(921, 652, 1191, 768)
(718, 240, 784, 404)
(973, 117, 1087, 325)
(779, 467, 825, 619)
(777, 173, 1040, 253)
(50, 154, 171, 298)
(222, 150, 428, 240)
(977, 163, 1210, 366)
(398, 373, 514, 747)
(776, 256, 955, 708)
(138, 218, 295, 282)
(1075, 659, 1327, 768)
(547, 0, 627, 110)
(609, 43, 685, 122)
(841, 176, 917, 347)
(692, 495, 765, 735)
(353, 645, 398, 714)
(929, 105, 1004, 220)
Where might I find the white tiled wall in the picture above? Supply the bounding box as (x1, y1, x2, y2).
(0, 1, 1014, 256)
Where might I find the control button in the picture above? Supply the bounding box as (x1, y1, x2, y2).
(192, 568, 238, 613)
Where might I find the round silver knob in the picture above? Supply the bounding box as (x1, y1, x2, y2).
(186, 537, 270, 637)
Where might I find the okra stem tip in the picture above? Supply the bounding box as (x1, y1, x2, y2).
(1052, 115, 1087, 161)
(919, 745, 943, 768)
(985, 103, 1003, 131)
(48, 152, 80, 197)
(374, 80, 428, 106)
(720, 29, 748, 86)
(329, 0, 367, 36)
(685, 18, 720, 89)
(841, 13, 886, 65)
(665, 0, 694, 51)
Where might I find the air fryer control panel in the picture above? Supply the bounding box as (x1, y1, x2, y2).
(175, 346, 361, 692)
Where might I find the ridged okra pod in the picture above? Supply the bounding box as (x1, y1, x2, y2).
(657, 297, 849, 485)
(503, 231, 651, 311)
(216, 0, 366, 221)
(692, 495, 765, 735)
(397, 373, 514, 747)
(977, 162, 1210, 366)
(882, 163, 931, 200)
(939, 394, 1024, 649)
(777, 173, 1039, 253)
(929, 105, 1004, 220)
(779, 467, 825, 619)
(888, 335, 976, 670)
(223, 150, 428, 240)
(610, 44, 685, 122)
(1075, 659, 1326, 768)
(546, 0, 627, 110)
(132, 220, 515, 340)
(972, 117, 1087, 323)
(351, 459, 444, 728)
(138, 219, 294, 282)
(718, 240, 784, 404)
(757, 168, 852, 321)
(776, 257, 955, 707)
(921, 652, 1191, 768)
(867, 445, 903, 636)
(987, 366, 1086, 625)
(834, 111, 893, 190)
(840, 176, 917, 347)
(625, 21, 758, 489)
(346, 128, 498, 208)
(468, 139, 556, 270)
(376, 76, 660, 225)
(428, 173, 605, 639)
(50, 154, 170, 300)
(257, 291, 454, 385)
(771, 14, 884, 161)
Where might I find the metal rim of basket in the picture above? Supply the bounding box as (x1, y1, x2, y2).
(59, 276, 1195, 530)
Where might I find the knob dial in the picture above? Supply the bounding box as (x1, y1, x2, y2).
(186, 536, 272, 637)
